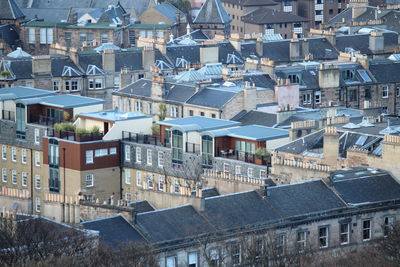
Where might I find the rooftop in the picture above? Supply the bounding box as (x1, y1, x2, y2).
(19, 94, 104, 109)
(0, 86, 55, 100)
(157, 116, 240, 132)
(204, 125, 289, 141)
(79, 110, 150, 122)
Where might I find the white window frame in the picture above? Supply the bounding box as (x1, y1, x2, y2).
(174, 179, 180, 194)
(28, 28, 35, 43)
(95, 148, 108, 157)
(362, 219, 371, 241)
(260, 169, 267, 178)
(297, 231, 307, 252)
(223, 163, 230, 173)
(382, 85, 389, 98)
(147, 173, 153, 189)
(235, 165, 241, 175)
(109, 147, 117, 155)
(35, 197, 41, 212)
(158, 151, 164, 167)
(22, 172, 27, 187)
(135, 101, 143, 112)
(340, 223, 350, 245)
(136, 147, 142, 163)
(188, 251, 198, 267)
(34, 151, 40, 166)
(11, 147, 17, 162)
(147, 149, 152, 165)
(136, 171, 142, 187)
(125, 193, 131, 201)
(158, 175, 164, 191)
(125, 145, 131, 162)
(21, 149, 27, 164)
(95, 78, 103, 89)
(86, 174, 94, 187)
(165, 255, 177, 267)
(1, 145, 6, 160)
(170, 106, 178, 118)
(11, 170, 17, 185)
(303, 93, 311, 105)
(319, 226, 329, 248)
(125, 169, 131, 185)
(315, 90, 321, 104)
(34, 128, 40, 144)
(247, 168, 253, 178)
(86, 150, 93, 164)
(1, 168, 6, 182)
(384, 216, 394, 237)
(35, 174, 41, 189)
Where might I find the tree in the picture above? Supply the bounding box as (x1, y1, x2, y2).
(158, 102, 167, 121)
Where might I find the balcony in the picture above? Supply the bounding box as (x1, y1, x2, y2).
(215, 148, 271, 166)
(1, 110, 15, 121)
(47, 129, 104, 142)
(186, 142, 200, 154)
(122, 131, 170, 147)
(29, 114, 62, 126)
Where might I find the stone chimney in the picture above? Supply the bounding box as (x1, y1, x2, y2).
(151, 75, 165, 101)
(323, 126, 340, 166)
(142, 47, 156, 70)
(302, 39, 309, 60)
(243, 81, 257, 111)
(324, 30, 336, 46)
(369, 31, 384, 52)
(289, 37, 301, 61)
(260, 58, 275, 78)
(318, 63, 340, 89)
(102, 49, 116, 72)
(200, 45, 219, 64)
(256, 36, 263, 57)
(32, 55, 52, 76)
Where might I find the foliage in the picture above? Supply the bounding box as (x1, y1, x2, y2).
(255, 147, 270, 157)
(75, 128, 90, 137)
(63, 111, 71, 121)
(91, 126, 100, 135)
(151, 124, 160, 135)
(54, 122, 75, 132)
(0, 71, 11, 78)
(158, 103, 167, 121)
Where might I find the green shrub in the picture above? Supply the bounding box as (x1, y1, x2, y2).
(54, 123, 75, 132)
(255, 147, 270, 157)
(91, 126, 100, 134)
(76, 128, 90, 136)
(151, 124, 160, 135)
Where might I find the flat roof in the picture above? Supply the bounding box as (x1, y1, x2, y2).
(204, 125, 289, 141)
(18, 94, 104, 108)
(79, 110, 151, 121)
(157, 116, 240, 132)
(0, 86, 56, 100)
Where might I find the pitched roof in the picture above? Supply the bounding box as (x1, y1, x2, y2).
(193, 0, 231, 24)
(186, 88, 237, 108)
(243, 7, 308, 24)
(222, 0, 278, 5)
(369, 60, 400, 83)
(231, 110, 277, 126)
(0, 24, 19, 48)
(0, 0, 24, 20)
(98, 4, 126, 23)
(136, 205, 215, 242)
(21, 7, 69, 21)
(157, 116, 240, 131)
(153, 2, 186, 24)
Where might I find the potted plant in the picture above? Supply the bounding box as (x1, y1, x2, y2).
(54, 123, 75, 138)
(151, 124, 160, 136)
(255, 147, 270, 165)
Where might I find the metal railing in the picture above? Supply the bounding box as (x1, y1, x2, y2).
(47, 129, 104, 142)
(185, 142, 200, 154)
(29, 114, 62, 126)
(215, 147, 271, 166)
(122, 131, 170, 147)
(1, 110, 15, 121)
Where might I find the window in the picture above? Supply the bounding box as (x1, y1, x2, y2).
(147, 174, 153, 189)
(71, 80, 78, 91)
(1, 168, 6, 182)
(34, 151, 40, 166)
(382, 85, 389, 98)
(19, 149, 27, 164)
(165, 256, 177, 267)
(125, 193, 131, 201)
(49, 139, 60, 193)
(397, 86, 400, 97)
(86, 174, 94, 187)
(170, 106, 178, 117)
(362, 220, 371, 241)
(201, 135, 213, 166)
(384, 217, 394, 237)
(223, 163, 230, 173)
(189, 110, 194, 116)
(288, 74, 300, 84)
(303, 93, 311, 104)
(22, 172, 27, 187)
(329, 9, 333, 14)
(260, 169, 267, 178)
(172, 130, 183, 164)
(125, 145, 131, 162)
(349, 89, 357, 102)
(35, 197, 41, 212)
(109, 147, 117, 155)
(34, 128, 40, 144)
(95, 78, 103, 89)
(174, 179, 180, 194)
(138, 73, 144, 79)
(2, 145, 6, 160)
(125, 169, 131, 184)
(28, 28, 35, 43)
(147, 149, 152, 165)
(275, 235, 285, 256)
(209, 248, 220, 265)
(11, 170, 17, 184)
(35, 174, 41, 189)
(95, 148, 108, 157)
(188, 251, 198, 267)
(136, 147, 142, 163)
(158, 151, 164, 167)
(65, 32, 72, 47)
(247, 168, 253, 178)
(297, 231, 307, 251)
(211, 113, 216, 118)
(86, 150, 93, 164)
(148, 103, 152, 114)
(315, 91, 321, 104)
(114, 76, 120, 87)
(365, 87, 371, 99)
(200, 111, 205, 116)
(235, 165, 241, 175)
(89, 79, 94, 89)
(11, 147, 16, 162)
(101, 33, 108, 43)
(319, 226, 329, 248)
(235, 140, 255, 154)
(340, 223, 350, 245)
(65, 80, 70, 91)
(158, 175, 164, 191)
(136, 171, 142, 186)
(230, 242, 241, 265)
(40, 28, 53, 44)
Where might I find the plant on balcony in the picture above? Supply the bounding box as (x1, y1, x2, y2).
(54, 122, 75, 132)
(91, 126, 100, 135)
(63, 111, 71, 121)
(76, 128, 91, 137)
(255, 147, 270, 157)
(158, 103, 167, 121)
(151, 124, 160, 135)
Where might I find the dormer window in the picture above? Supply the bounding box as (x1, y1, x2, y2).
(342, 69, 355, 81)
(288, 74, 300, 84)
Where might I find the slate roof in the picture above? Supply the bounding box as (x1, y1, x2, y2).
(0, 24, 19, 48)
(204, 191, 281, 230)
(98, 4, 126, 23)
(218, 42, 243, 64)
(369, 60, 400, 83)
(267, 180, 346, 217)
(129, 200, 155, 213)
(276, 129, 325, 154)
(193, 0, 231, 24)
(221, 0, 279, 6)
(153, 2, 186, 24)
(0, 0, 25, 20)
(21, 7, 69, 21)
(78, 52, 103, 72)
(166, 44, 201, 68)
(231, 110, 277, 126)
(331, 169, 400, 204)
(186, 88, 237, 108)
(244, 73, 276, 88)
(335, 32, 399, 55)
(240, 42, 259, 59)
(82, 215, 146, 246)
(50, 55, 82, 77)
(0, 58, 32, 79)
(243, 7, 308, 24)
(136, 205, 215, 242)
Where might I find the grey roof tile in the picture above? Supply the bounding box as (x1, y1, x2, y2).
(243, 7, 308, 24)
(193, 0, 231, 24)
(0, 0, 25, 20)
(232, 110, 277, 126)
(186, 88, 236, 108)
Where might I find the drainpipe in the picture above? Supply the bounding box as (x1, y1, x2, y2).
(62, 147, 66, 221)
(30, 149, 34, 213)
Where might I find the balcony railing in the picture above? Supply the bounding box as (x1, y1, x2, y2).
(215, 147, 271, 166)
(47, 129, 104, 142)
(185, 142, 200, 154)
(29, 114, 62, 126)
(1, 110, 15, 121)
(122, 131, 170, 147)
